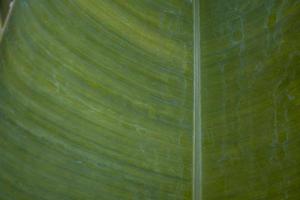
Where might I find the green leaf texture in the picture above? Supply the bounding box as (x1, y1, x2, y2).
(200, 0, 300, 199)
(0, 0, 193, 199)
(1, 0, 300, 200)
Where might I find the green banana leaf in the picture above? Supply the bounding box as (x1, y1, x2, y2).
(200, 1, 300, 199)
(0, 0, 299, 200)
(0, 1, 193, 199)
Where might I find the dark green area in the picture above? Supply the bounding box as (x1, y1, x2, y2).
(201, 0, 300, 199)
(0, 0, 12, 25)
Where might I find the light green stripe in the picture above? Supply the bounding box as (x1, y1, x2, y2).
(193, 0, 201, 200)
